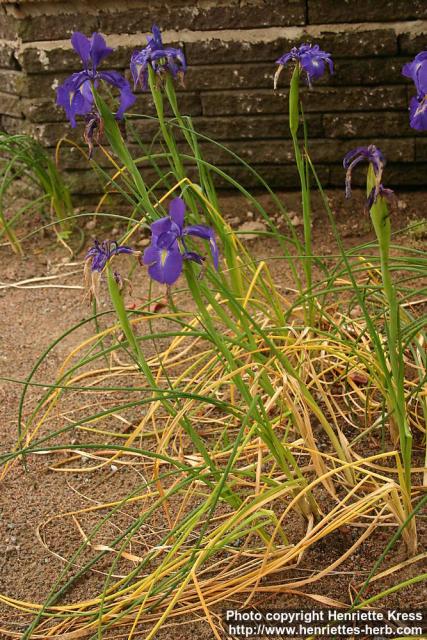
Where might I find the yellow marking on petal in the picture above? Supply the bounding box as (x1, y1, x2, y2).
(69, 91, 75, 105)
(160, 249, 168, 266)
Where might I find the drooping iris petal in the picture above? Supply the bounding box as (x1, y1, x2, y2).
(343, 144, 385, 199)
(184, 224, 220, 268)
(143, 243, 183, 285)
(209, 235, 219, 270)
(342, 144, 392, 208)
(183, 224, 212, 240)
(183, 225, 220, 269)
(56, 73, 94, 127)
(183, 251, 204, 265)
(409, 95, 427, 130)
(367, 185, 395, 210)
(182, 211, 219, 270)
(99, 70, 136, 118)
(343, 145, 385, 174)
(113, 243, 134, 257)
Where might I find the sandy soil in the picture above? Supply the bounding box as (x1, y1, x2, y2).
(0, 189, 426, 638)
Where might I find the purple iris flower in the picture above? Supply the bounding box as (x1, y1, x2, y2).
(343, 145, 393, 208)
(86, 240, 134, 272)
(274, 43, 333, 89)
(142, 197, 218, 285)
(57, 32, 135, 127)
(130, 25, 187, 90)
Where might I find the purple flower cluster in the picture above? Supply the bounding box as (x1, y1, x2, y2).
(274, 43, 333, 89)
(143, 197, 218, 285)
(84, 200, 218, 289)
(402, 51, 427, 130)
(57, 26, 186, 130)
(130, 25, 186, 90)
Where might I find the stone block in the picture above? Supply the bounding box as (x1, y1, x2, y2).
(0, 69, 25, 95)
(201, 86, 408, 116)
(0, 114, 25, 135)
(323, 112, 412, 137)
(308, 0, 427, 24)
(0, 92, 24, 118)
(212, 163, 330, 190)
(399, 31, 427, 55)
(17, 13, 99, 43)
(325, 57, 410, 86)
(99, 0, 306, 35)
(0, 44, 19, 70)
(415, 138, 427, 161)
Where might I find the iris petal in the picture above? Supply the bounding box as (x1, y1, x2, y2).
(169, 197, 185, 229)
(184, 224, 212, 240)
(71, 32, 91, 66)
(98, 71, 136, 118)
(90, 32, 113, 70)
(144, 245, 183, 284)
(151, 216, 172, 238)
(402, 51, 427, 97)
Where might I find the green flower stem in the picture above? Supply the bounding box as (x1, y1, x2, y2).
(148, 67, 186, 180)
(164, 75, 219, 210)
(147, 67, 203, 223)
(289, 65, 314, 327)
(367, 166, 412, 495)
(92, 90, 154, 218)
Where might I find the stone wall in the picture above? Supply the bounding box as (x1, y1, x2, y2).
(1, 0, 426, 197)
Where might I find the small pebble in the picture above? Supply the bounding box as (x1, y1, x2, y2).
(290, 215, 302, 227)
